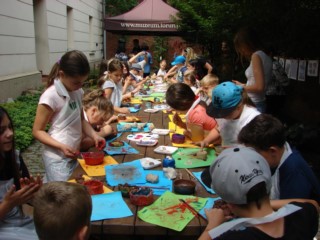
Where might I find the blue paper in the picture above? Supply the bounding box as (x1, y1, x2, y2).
(199, 197, 221, 220)
(137, 170, 172, 195)
(105, 160, 146, 186)
(91, 192, 133, 221)
(104, 141, 139, 155)
(129, 107, 140, 113)
(192, 171, 215, 194)
(117, 123, 153, 132)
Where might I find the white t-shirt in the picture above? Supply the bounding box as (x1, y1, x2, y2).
(102, 80, 122, 107)
(217, 105, 260, 147)
(245, 50, 272, 103)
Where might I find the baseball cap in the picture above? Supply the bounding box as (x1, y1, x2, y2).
(171, 55, 186, 66)
(208, 146, 271, 204)
(206, 81, 243, 118)
(131, 63, 142, 71)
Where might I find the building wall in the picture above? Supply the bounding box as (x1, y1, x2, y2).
(0, 0, 104, 102)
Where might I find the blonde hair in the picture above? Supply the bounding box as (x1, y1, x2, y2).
(185, 47, 198, 65)
(200, 74, 219, 87)
(82, 89, 114, 116)
(183, 70, 197, 87)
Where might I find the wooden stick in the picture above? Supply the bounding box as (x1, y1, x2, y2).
(185, 168, 196, 180)
(179, 199, 207, 222)
(134, 185, 170, 190)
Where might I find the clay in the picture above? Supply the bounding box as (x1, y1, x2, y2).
(118, 114, 126, 120)
(109, 141, 124, 147)
(146, 173, 159, 183)
(196, 150, 208, 160)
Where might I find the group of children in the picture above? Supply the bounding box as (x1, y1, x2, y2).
(1, 44, 319, 239)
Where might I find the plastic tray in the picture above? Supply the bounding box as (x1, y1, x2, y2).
(152, 128, 170, 135)
(139, 158, 161, 169)
(154, 146, 178, 155)
(144, 108, 159, 113)
(136, 139, 158, 147)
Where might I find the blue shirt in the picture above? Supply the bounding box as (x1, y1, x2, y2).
(278, 148, 320, 203)
(137, 52, 153, 74)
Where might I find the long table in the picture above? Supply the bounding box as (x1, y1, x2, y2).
(72, 102, 217, 239)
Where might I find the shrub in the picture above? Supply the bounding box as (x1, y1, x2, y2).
(0, 93, 40, 151)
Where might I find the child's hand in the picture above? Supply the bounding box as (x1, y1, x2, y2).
(20, 175, 43, 188)
(194, 140, 208, 149)
(173, 113, 186, 129)
(119, 107, 130, 114)
(94, 135, 106, 151)
(60, 144, 80, 159)
(204, 208, 226, 229)
(4, 183, 40, 208)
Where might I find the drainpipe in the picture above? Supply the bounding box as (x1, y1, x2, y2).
(103, 0, 106, 59)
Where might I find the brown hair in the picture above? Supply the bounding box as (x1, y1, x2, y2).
(183, 70, 197, 87)
(82, 89, 114, 117)
(46, 50, 90, 88)
(33, 182, 92, 240)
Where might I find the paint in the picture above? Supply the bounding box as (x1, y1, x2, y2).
(163, 156, 175, 168)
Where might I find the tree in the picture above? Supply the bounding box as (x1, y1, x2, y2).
(168, 0, 320, 58)
(105, 0, 138, 17)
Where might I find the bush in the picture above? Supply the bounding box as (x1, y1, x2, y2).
(0, 93, 40, 151)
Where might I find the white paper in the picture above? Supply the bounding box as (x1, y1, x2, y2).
(285, 59, 291, 76)
(288, 59, 298, 80)
(298, 60, 306, 81)
(307, 60, 319, 77)
(279, 58, 285, 68)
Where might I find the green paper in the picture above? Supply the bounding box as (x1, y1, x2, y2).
(172, 148, 216, 168)
(150, 92, 165, 97)
(138, 191, 207, 232)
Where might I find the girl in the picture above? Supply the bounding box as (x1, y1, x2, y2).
(0, 106, 42, 239)
(199, 74, 220, 105)
(232, 27, 272, 113)
(152, 59, 167, 78)
(33, 50, 105, 182)
(166, 83, 219, 143)
(183, 70, 198, 93)
(98, 58, 130, 114)
(81, 89, 116, 151)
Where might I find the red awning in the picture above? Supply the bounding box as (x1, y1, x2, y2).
(105, 0, 179, 33)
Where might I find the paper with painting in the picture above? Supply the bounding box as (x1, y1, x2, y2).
(138, 191, 207, 231)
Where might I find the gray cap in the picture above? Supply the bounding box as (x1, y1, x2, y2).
(210, 146, 271, 204)
(131, 63, 142, 71)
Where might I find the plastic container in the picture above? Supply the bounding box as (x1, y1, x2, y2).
(83, 180, 104, 195)
(81, 152, 104, 165)
(171, 133, 186, 144)
(129, 187, 154, 206)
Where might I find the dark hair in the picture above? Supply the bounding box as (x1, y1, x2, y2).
(0, 107, 21, 189)
(47, 50, 90, 88)
(238, 182, 269, 209)
(166, 83, 195, 111)
(238, 114, 286, 150)
(140, 42, 149, 51)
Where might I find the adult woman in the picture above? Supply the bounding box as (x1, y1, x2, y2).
(232, 27, 272, 113)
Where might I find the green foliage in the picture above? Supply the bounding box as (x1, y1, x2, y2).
(105, 0, 138, 16)
(0, 93, 40, 151)
(168, 0, 320, 58)
(152, 36, 169, 70)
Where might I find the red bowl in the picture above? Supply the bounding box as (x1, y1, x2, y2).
(83, 180, 104, 195)
(129, 187, 154, 206)
(81, 152, 104, 165)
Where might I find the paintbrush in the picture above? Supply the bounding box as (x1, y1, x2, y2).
(132, 185, 170, 190)
(184, 168, 196, 180)
(179, 199, 207, 222)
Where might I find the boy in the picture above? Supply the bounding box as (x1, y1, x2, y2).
(238, 114, 320, 202)
(199, 146, 319, 240)
(165, 55, 187, 83)
(33, 182, 92, 240)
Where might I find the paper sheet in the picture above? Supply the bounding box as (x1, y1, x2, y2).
(199, 197, 221, 220)
(78, 156, 118, 176)
(105, 160, 146, 186)
(138, 191, 207, 232)
(91, 191, 133, 221)
(192, 171, 215, 194)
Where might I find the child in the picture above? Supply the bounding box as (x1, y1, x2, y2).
(199, 146, 319, 240)
(199, 73, 220, 103)
(164, 55, 187, 83)
(151, 59, 167, 78)
(238, 114, 320, 202)
(98, 58, 130, 114)
(183, 70, 198, 93)
(81, 89, 116, 151)
(202, 81, 260, 148)
(33, 50, 105, 182)
(33, 181, 92, 240)
(0, 106, 42, 239)
(165, 83, 219, 143)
